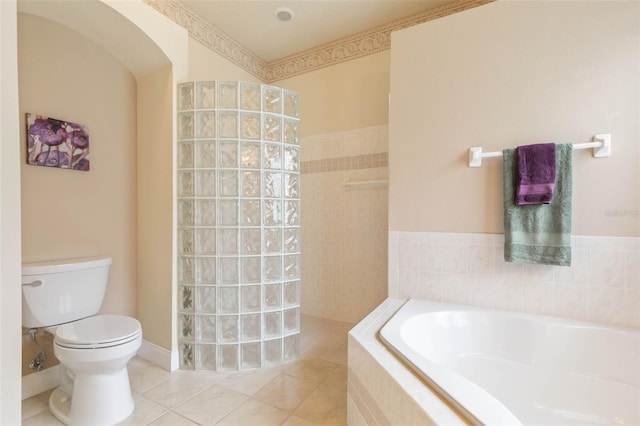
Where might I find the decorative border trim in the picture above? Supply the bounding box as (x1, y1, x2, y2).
(301, 152, 388, 174)
(22, 365, 60, 400)
(138, 339, 179, 371)
(144, 0, 493, 83)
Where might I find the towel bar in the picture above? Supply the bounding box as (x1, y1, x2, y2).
(468, 134, 611, 167)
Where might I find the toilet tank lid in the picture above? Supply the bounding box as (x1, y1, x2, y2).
(22, 257, 112, 276)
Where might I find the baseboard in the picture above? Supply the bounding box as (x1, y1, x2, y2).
(22, 365, 60, 400)
(137, 339, 178, 371)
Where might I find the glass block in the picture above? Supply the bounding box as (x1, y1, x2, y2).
(283, 308, 299, 334)
(178, 82, 194, 111)
(219, 287, 239, 314)
(178, 171, 194, 197)
(177, 112, 194, 140)
(263, 338, 282, 365)
(241, 257, 261, 283)
(196, 315, 216, 342)
(196, 140, 216, 168)
(285, 201, 299, 226)
(218, 140, 238, 168)
(220, 344, 239, 371)
(219, 170, 238, 197)
(240, 113, 261, 139)
(263, 172, 282, 198)
(241, 286, 261, 313)
(240, 82, 261, 111)
(263, 200, 282, 226)
(241, 229, 261, 255)
(240, 142, 260, 169)
(263, 283, 281, 309)
(178, 199, 194, 226)
(179, 256, 194, 284)
(241, 313, 261, 340)
(219, 200, 238, 226)
(196, 170, 216, 197)
(264, 228, 282, 254)
(284, 174, 299, 199)
(179, 314, 194, 340)
(242, 342, 261, 369)
(220, 228, 238, 255)
(242, 171, 261, 197)
(263, 115, 281, 141)
(283, 119, 299, 144)
(178, 141, 194, 169)
(180, 343, 194, 369)
(196, 228, 216, 255)
(179, 285, 194, 312)
(196, 344, 217, 370)
(178, 228, 194, 254)
(197, 286, 216, 313)
(283, 255, 299, 280)
(263, 143, 281, 169)
(196, 81, 216, 109)
(283, 281, 299, 307)
(283, 90, 299, 118)
(283, 334, 299, 361)
(219, 315, 239, 342)
(241, 200, 260, 226)
(263, 86, 282, 113)
(218, 112, 238, 138)
(196, 257, 216, 284)
(220, 257, 238, 284)
(218, 81, 238, 109)
(196, 111, 216, 138)
(283, 228, 299, 253)
(284, 146, 299, 171)
(264, 311, 282, 338)
(196, 199, 216, 226)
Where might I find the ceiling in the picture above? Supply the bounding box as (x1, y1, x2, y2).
(181, 0, 454, 62)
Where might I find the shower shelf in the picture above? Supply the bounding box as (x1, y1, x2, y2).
(342, 179, 389, 191)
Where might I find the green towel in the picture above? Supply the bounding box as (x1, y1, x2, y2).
(503, 144, 572, 266)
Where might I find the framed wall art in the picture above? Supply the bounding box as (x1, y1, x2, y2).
(26, 113, 90, 171)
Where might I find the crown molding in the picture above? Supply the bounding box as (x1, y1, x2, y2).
(144, 0, 493, 83)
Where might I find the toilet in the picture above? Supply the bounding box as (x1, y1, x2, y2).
(21, 257, 142, 425)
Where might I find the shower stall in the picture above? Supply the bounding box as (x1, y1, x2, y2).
(176, 81, 301, 370)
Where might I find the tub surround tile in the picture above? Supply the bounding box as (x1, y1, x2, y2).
(390, 231, 640, 328)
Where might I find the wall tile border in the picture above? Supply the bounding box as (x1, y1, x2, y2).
(301, 152, 388, 174)
(144, 0, 493, 82)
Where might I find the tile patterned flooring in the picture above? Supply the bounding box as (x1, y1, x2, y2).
(22, 315, 353, 426)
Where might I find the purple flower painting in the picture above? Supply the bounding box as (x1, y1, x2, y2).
(26, 113, 90, 171)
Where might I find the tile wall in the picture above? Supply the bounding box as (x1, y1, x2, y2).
(389, 232, 640, 328)
(301, 125, 389, 323)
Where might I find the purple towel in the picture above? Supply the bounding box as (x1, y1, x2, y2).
(516, 143, 556, 205)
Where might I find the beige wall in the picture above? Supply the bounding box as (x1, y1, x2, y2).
(1, 0, 23, 421)
(188, 38, 262, 83)
(389, 1, 640, 237)
(277, 51, 390, 138)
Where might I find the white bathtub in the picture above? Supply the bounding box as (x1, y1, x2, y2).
(380, 299, 640, 426)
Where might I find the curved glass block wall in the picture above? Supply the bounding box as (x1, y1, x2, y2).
(176, 81, 301, 370)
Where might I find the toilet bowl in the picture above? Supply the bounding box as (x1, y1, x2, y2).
(22, 257, 143, 425)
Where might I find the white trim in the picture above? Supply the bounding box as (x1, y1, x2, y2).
(22, 365, 60, 400)
(137, 339, 179, 371)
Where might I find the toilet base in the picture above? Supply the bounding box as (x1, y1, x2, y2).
(49, 367, 134, 426)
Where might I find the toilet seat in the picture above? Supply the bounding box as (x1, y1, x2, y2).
(55, 314, 141, 349)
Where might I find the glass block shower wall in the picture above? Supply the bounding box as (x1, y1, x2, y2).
(176, 81, 301, 371)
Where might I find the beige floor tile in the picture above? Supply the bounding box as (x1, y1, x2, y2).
(254, 374, 318, 412)
(173, 385, 248, 425)
(147, 411, 199, 425)
(216, 367, 281, 396)
(294, 387, 347, 425)
(282, 415, 316, 426)
(22, 410, 64, 426)
(317, 365, 347, 397)
(128, 357, 172, 394)
(143, 372, 213, 408)
(117, 394, 169, 426)
(283, 357, 339, 386)
(320, 343, 348, 366)
(215, 399, 289, 426)
(22, 394, 49, 420)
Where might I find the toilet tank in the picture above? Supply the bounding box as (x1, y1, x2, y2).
(22, 257, 112, 329)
